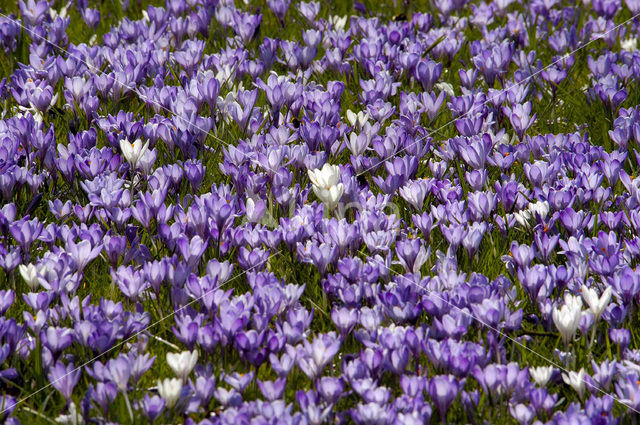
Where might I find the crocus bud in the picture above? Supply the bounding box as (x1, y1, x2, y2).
(119, 138, 150, 170)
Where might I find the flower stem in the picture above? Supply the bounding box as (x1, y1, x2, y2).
(587, 322, 597, 361)
(123, 390, 134, 423)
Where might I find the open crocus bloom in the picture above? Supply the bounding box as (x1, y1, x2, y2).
(308, 163, 344, 210)
(119, 138, 150, 170)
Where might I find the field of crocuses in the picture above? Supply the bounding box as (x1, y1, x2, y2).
(3, 0, 640, 423)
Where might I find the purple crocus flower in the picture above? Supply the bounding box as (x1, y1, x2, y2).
(10, 218, 43, 254)
(40, 326, 74, 356)
(48, 361, 81, 401)
(427, 375, 461, 419)
(296, 332, 341, 380)
(268, 0, 291, 24)
(415, 59, 442, 91)
(396, 238, 429, 274)
(331, 306, 358, 337)
(18, 0, 49, 26)
(609, 328, 630, 350)
(0, 290, 14, 314)
(66, 239, 103, 272)
(140, 394, 165, 423)
(615, 374, 640, 411)
(257, 378, 287, 401)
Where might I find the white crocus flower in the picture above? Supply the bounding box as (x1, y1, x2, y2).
(500, 132, 518, 145)
(166, 350, 198, 382)
(513, 210, 532, 228)
(552, 293, 583, 346)
(435, 81, 455, 97)
(17, 105, 45, 124)
(215, 64, 235, 84)
(346, 109, 369, 129)
(501, 134, 517, 146)
(119, 138, 149, 170)
(622, 38, 637, 52)
(19, 264, 40, 290)
(581, 285, 612, 321)
(49, 1, 71, 20)
(528, 200, 549, 219)
(328, 15, 347, 30)
(308, 163, 340, 189)
(530, 366, 554, 386)
(55, 402, 84, 425)
(157, 378, 182, 408)
(562, 368, 586, 400)
(308, 164, 344, 210)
